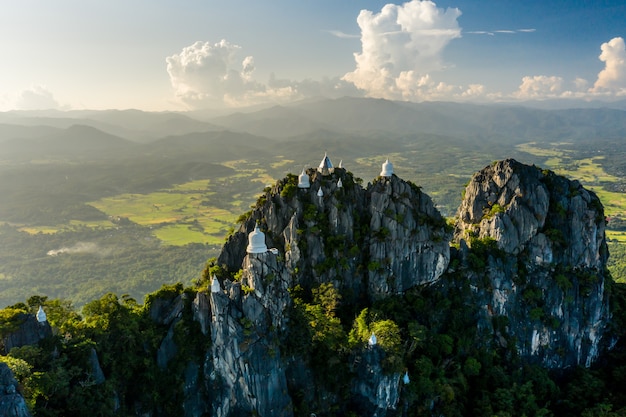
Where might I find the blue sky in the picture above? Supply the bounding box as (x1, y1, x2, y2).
(1, 0, 624, 111)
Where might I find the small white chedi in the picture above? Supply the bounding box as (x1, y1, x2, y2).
(380, 159, 394, 177)
(211, 275, 221, 293)
(298, 168, 310, 189)
(36, 305, 47, 323)
(246, 224, 268, 254)
(318, 152, 334, 176)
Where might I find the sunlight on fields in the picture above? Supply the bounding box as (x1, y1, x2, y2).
(607, 231, 626, 243)
(271, 158, 295, 169)
(517, 143, 626, 218)
(152, 224, 225, 246)
(19, 226, 60, 234)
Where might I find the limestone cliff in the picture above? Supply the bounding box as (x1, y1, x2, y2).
(212, 167, 450, 416)
(454, 159, 609, 367)
(0, 363, 31, 417)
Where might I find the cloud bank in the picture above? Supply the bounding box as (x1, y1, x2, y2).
(513, 36, 626, 100)
(165, 4, 625, 108)
(14, 85, 61, 110)
(343, 0, 462, 100)
(166, 40, 361, 109)
(165, 40, 280, 108)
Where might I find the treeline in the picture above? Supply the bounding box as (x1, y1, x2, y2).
(3, 273, 626, 416)
(0, 223, 214, 307)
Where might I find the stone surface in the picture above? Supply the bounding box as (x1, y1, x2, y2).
(454, 159, 609, 368)
(1, 313, 52, 355)
(0, 363, 31, 417)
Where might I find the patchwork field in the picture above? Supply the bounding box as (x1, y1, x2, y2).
(517, 142, 626, 219)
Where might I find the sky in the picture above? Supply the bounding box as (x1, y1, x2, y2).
(1, 0, 625, 111)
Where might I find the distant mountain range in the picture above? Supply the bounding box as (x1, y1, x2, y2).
(2, 97, 625, 149)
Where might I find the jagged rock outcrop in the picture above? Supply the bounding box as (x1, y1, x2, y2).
(208, 252, 293, 417)
(368, 176, 450, 297)
(350, 346, 401, 417)
(0, 363, 31, 417)
(220, 168, 450, 302)
(0, 313, 52, 355)
(454, 159, 609, 367)
(210, 166, 450, 416)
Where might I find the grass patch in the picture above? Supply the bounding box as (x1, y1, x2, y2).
(153, 224, 219, 246)
(607, 231, 626, 243)
(271, 158, 295, 169)
(518, 143, 626, 218)
(19, 226, 60, 234)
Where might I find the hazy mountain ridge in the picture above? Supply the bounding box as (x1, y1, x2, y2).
(3, 98, 626, 147)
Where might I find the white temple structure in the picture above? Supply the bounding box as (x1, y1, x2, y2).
(246, 224, 268, 254)
(380, 159, 394, 177)
(317, 188, 324, 198)
(318, 152, 334, 176)
(403, 371, 410, 385)
(368, 333, 377, 346)
(337, 178, 343, 188)
(298, 168, 310, 189)
(211, 275, 221, 293)
(36, 306, 47, 323)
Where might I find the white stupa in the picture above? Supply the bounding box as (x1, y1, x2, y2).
(36, 306, 47, 323)
(298, 168, 310, 189)
(368, 333, 377, 346)
(318, 152, 334, 176)
(211, 275, 221, 293)
(317, 188, 324, 198)
(380, 159, 394, 177)
(246, 224, 268, 254)
(337, 178, 343, 188)
(403, 371, 410, 385)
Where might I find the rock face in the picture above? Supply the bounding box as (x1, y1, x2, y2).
(454, 159, 609, 367)
(0, 313, 52, 355)
(219, 168, 451, 303)
(208, 252, 293, 417)
(211, 167, 450, 416)
(0, 363, 31, 417)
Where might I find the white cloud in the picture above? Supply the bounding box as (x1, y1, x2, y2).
(326, 30, 360, 39)
(591, 37, 626, 95)
(514, 75, 564, 99)
(166, 39, 368, 108)
(466, 28, 536, 36)
(14, 85, 60, 110)
(166, 40, 303, 108)
(343, 0, 462, 100)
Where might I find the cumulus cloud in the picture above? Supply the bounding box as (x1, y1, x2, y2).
(166, 39, 368, 108)
(514, 75, 565, 99)
(343, 0, 462, 100)
(512, 37, 626, 101)
(14, 85, 60, 110)
(166, 40, 300, 108)
(591, 37, 626, 95)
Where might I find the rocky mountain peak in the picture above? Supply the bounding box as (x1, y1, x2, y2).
(454, 158, 609, 367)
